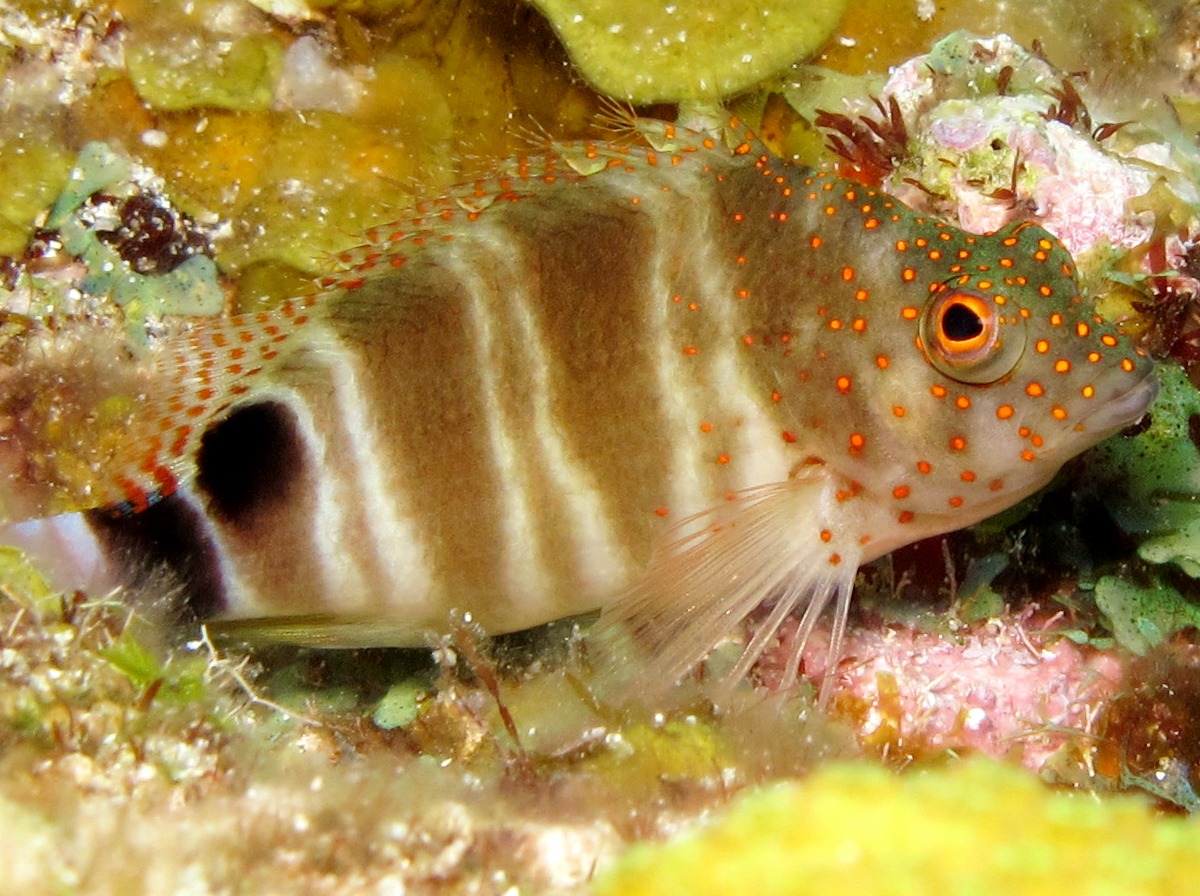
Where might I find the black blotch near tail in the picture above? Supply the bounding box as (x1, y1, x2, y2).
(195, 401, 303, 527)
(88, 496, 227, 620)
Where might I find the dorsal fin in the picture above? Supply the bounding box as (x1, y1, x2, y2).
(100, 294, 321, 515)
(317, 112, 764, 293)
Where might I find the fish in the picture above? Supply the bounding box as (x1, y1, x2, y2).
(0, 115, 1157, 699)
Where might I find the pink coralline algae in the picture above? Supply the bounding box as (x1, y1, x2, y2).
(761, 610, 1124, 771)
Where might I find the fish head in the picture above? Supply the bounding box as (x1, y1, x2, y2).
(802, 219, 1157, 540)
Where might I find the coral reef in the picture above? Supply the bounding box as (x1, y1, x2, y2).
(2, 0, 1200, 890)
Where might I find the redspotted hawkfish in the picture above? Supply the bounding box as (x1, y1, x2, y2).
(0, 114, 1156, 701)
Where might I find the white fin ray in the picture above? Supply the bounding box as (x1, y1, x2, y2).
(591, 467, 863, 705)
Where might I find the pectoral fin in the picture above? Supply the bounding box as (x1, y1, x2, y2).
(591, 468, 863, 705)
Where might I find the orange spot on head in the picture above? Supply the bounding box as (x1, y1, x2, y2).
(820, 529, 833, 542)
(996, 404, 1014, 420)
(829, 552, 842, 565)
(931, 384, 948, 398)
(892, 485, 910, 499)
(849, 432, 866, 453)
(902, 268, 917, 282)
(948, 495, 964, 508)
(898, 510, 915, 524)
(949, 435, 967, 451)
(841, 267, 855, 282)
(836, 375, 852, 393)
(717, 453, 730, 464)
(892, 406, 906, 417)
(955, 396, 971, 409)
(876, 355, 890, 369)
(1021, 449, 1036, 461)
(655, 507, 669, 517)
(917, 460, 932, 474)
(901, 306, 919, 320)
(781, 430, 797, 443)
(1054, 359, 1071, 373)
(1026, 382, 1045, 397)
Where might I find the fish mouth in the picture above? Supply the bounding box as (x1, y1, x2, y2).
(1077, 369, 1159, 440)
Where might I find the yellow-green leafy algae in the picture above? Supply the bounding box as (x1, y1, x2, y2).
(526, 0, 847, 103)
(121, 0, 286, 112)
(0, 128, 74, 257)
(595, 759, 1200, 896)
(815, 0, 1163, 82)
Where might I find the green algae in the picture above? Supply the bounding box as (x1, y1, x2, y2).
(595, 759, 1200, 896)
(0, 132, 73, 256)
(1086, 364, 1200, 577)
(1093, 575, 1200, 656)
(527, 0, 847, 103)
(122, 0, 284, 112)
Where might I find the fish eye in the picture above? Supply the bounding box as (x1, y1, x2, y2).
(919, 289, 1027, 384)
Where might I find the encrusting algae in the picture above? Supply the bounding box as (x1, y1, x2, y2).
(594, 759, 1200, 896)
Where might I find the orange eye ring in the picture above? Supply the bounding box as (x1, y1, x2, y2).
(935, 293, 993, 355)
(919, 289, 1026, 384)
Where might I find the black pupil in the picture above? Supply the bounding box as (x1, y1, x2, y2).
(942, 302, 985, 342)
